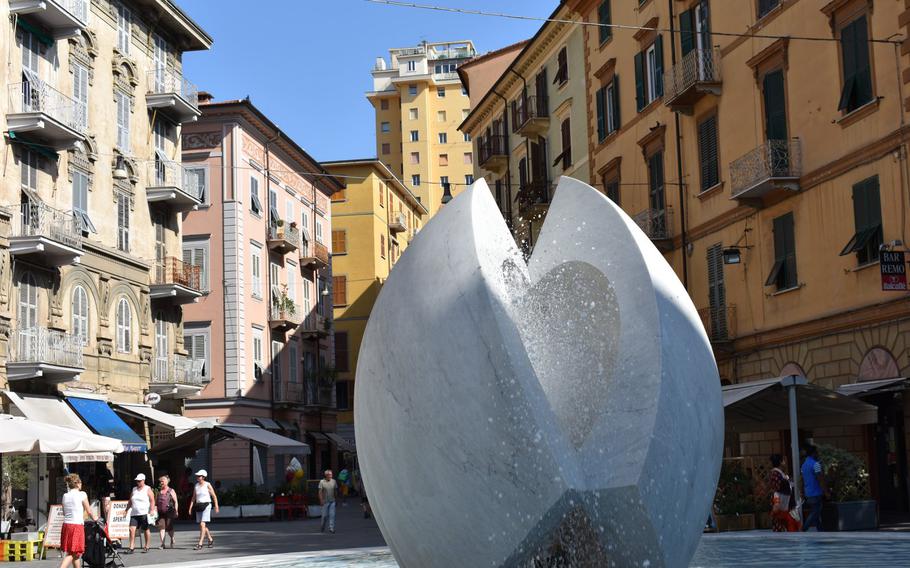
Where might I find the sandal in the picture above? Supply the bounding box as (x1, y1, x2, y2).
(194, 544, 202, 550)
(207, 538, 215, 548)
(125, 549, 134, 555)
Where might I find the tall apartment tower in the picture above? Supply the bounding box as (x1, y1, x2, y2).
(368, 41, 477, 217)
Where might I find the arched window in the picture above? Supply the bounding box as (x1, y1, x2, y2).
(116, 298, 131, 353)
(154, 312, 168, 380)
(72, 285, 89, 346)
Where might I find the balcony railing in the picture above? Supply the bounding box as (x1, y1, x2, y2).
(10, 0, 88, 33)
(270, 297, 302, 329)
(10, 327, 83, 369)
(730, 139, 801, 200)
(389, 211, 407, 233)
(8, 79, 87, 136)
(433, 71, 460, 81)
(274, 381, 306, 404)
(268, 223, 301, 254)
(663, 48, 722, 107)
(301, 239, 330, 269)
(699, 305, 736, 343)
(12, 200, 82, 251)
(513, 95, 549, 134)
(152, 354, 205, 386)
(154, 256, 201, 291)
(478, 134, 508, 168)
(147, 68, 199, 109)
(516, 180, 551, 215)
(632, 207, 674, 242)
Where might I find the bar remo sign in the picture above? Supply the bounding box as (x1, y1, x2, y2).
(881, 251, 908, 291)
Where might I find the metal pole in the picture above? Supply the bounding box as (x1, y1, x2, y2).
(786, 377, 802, 507)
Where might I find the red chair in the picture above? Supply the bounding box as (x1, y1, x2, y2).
(274, 495, 292, 520)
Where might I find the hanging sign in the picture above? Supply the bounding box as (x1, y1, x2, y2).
(881, 251, 908, 291)
(42, 505, 64, 549)
(107, 500, 131, 540)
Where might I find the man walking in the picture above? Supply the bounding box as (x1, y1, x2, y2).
(319, 469, 338, 534)
(801, 445, 827, 531)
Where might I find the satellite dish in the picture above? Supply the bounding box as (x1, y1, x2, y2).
(144, 393, 161, 406)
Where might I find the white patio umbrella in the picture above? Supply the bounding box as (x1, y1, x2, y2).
(252, 446, 264, 486)
(0, 415, 124, 458)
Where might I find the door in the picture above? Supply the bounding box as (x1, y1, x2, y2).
(154, 314, 168, 381)
(20, 31, 40, 111)
(154, 120, 168, 185)
(535, 70, 548, 115)
(762, 70, 790, 176)
(707, 244, 727, 340)
(695, 1, 711, 80)
(154, 213, 166, 283)
(153, 35, 167, 91)
(648, 152, 666, 235)
(18, 274, 38, 359)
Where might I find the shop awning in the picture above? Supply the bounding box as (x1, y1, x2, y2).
(66, 397, 148, 452)
(276, 420, 298, 432)
(0, 415, 123, 461)
(837, 377, 910, 398)
(253, 417, 281, 431)
(326, 432, 355, 452)
(2, 391, 92, 433)
(307, 432, 330, 444)
(218, 424, 309, 454)
(113, 403, 199, 435)
(724, 376, 879, 434)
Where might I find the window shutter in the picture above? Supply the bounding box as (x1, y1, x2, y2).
(596, 86, 606, 142)
(193, 334, 207, 377)
(654, 35, 664, 97)
(698, 115, 719, 191)
(763, 70, 788, 141)
(853, 179, 870, 232)
(707, 243, 727, 339)
(332, 275, 347, 306)
(838, 20, 857, 111)
(335, 332, 349, 372)
(680, 9, 695, 56)
(561, 119, 571, 168)
(851, 16, 872, 109)
(610, 75, 621, 131)
(598, 1, 611, 44)
(634, 52, 646, 111)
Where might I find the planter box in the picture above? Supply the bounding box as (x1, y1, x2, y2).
(308, 505, 322, 517)
(214, 506, 241, 519)
(755, 511, 772, 530)
(241, 504, 274, 518)
(715, 513, 756, 532)
(822, 500, 877, 531)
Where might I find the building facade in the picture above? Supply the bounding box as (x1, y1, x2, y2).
(180, 96, 344, 482)
(459, 4, 589, 252)
(0, 0, 210, 404)
(322, 159, 427, 447)
(368, 40, 477, 217)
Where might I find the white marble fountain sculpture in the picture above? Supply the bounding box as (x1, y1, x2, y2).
(355, 177, 723, 567)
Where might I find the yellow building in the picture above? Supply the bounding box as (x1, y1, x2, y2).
(466, 0, 910, 512)
(322, 160, 427, 437)
(368, 41, 478, 217)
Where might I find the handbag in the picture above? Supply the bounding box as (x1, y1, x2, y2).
(167, 492, 178, 519)
(196, 501, 210, 511)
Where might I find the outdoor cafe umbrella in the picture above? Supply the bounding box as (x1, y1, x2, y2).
(0, 415, 124, 457)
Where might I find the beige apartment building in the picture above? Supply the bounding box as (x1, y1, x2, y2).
(368, 40, 477, 217)
(459, 4, 589, 252)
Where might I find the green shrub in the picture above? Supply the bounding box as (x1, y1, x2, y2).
(816, 444, 871, 502)
(714, 460, 757, 515)
(218, 484, 271, 506)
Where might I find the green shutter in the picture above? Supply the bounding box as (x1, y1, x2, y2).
(852, 179, 870, 231)
(611, 75, 621, 132)
(698, 115, 719, 191)
(763, 70, 788, 141)
(598, 1, 612, 44)
(852, 16, 873, 108)
(16, 20, 54, 47)
(596, 87, 606, 142)
(838, 20, 857, 111)
(680, 9, 695, 57)
(634, 52, 645, 111)
(654, 35, 664, 97)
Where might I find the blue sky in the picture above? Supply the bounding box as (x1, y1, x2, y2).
(179, 0, 554, 162)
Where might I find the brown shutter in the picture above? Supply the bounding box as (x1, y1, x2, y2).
(335, 332, 349, 372)
(332, 230, 346, 254)
(332, 275, 347, 306)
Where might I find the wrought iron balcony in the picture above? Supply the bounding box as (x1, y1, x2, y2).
(478, 134, 508, 173)
(663, 48, 722, 111)
(9, 200, 83, 265)
(516, 179, 551, 219)
(632, 206, 674, 252)
(274, 381, 306, 405)
(151, 257, 202, 304)
(698, 305, 736, 344)
(300, 314, 329, 339)
(7, 79, 87, 149)
(270, 297, 302, 331)
(7, 327, 84, 383)
(10, 0, 88, 37)
(146, 68, 200, 123)
(304, 371, 336, 408)
(300, 239, 330, 270)
(147, 160, 202, 211)
(151, 354, 205, 398)
(730, 139, 801, 203)
(513, 95, 549, 137)
(388, 211, 407, 233)
(268, 223, 300, 255)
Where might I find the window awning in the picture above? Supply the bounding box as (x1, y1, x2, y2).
(307, 432, 330, 444)
(723, 376, 879, 434)
(253, 417, 281, 431)
(276, 420, 298, 432)
(218, 424, 309, 455)
(113, 403, 199, 435)
(837, 377, 909, 398)
(66, 397, 148, 452)
(2, 391, 92, 434)
(325, 432, 355, 453)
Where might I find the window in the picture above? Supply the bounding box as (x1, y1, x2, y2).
(185, 167, 208, 204)
(440, 176, 449, 191)
(336, 381, 351, 411)
(332, 230, 347, 254)
(381, 122, 391, 133)
(411, 175, 420, 187)
(706, 243, 729, 340)
(647, 151, 667, 235)
(554, 47, 569, 86)
(116, 298, 131, 353)
(116, 2, 131, 54)
(289, 342, 298, 383)
(251, 242, 263, 298)
(439, 132, 447, 144)
(381, 143, 391, 155)
(437, 111, 446, 122)
(598, 1, 612, 44)
(838, 14, 873, 114)
(72, 286, 89, 346)
(17, 273, 37, 338)
(380, 98, 389, 110)
(697, 114, 719, 191)
(437, 87, 446, 98)
(555, 119, 571, 170)
(380, 234, 386, 258)
(268, 187, 280, 225)
(408, 84, 417, 96)
(116, 193, 129, 253)
(154, 314, 168, 380)
(379, 186, 384, 207)
(409, 108, 418, 120)
(410, 130, 419, 142)
(183, 238, 210, 291)
(410, 152, 420, 165)
(252, 327, 264, 369)
(635, 36, 664, 111)
(758, 0, 780, 19)
(604, 175, 620, 204)
(269, 262, 280, 301)
(464, 152, 473, 165)
(762, 69, 788, 141)
(72, 170, 95, 234)
(333, 275, 347, 306)
(287, 261, 297, 302)
(439, 154, 448, 166)
(271, 340, 282, 383)
(250, 176, 262, 215)
(116, 91, 130, 151)
(465, 175, 474, 185)
(596, 77, 621, 141)
(185, 327, 209, 380)
(407, 60, 416, 72)
(20, 149, 37, 191)
(765, 212, 798, 291)
(302, 274, 312, 320)
(315, 218, 324, 243)
(73, 63, 88, 129)
(464, 133, 472, 142)
(20, 29, 39, 80)
(840, 176, 882, 265)
(335, 331, 349, 372)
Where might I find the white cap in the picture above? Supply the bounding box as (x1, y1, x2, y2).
(195, 469, 207, 478)
(134, 473, 146, 481)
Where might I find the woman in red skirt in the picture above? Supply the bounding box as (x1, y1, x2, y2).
(60, 474, 98, 568)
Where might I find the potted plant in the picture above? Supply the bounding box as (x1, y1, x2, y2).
(713, 460, 757, 531)
(817, 444, 877, 531)
(214, 486, 242, 519)
(240, 487, 274, 519)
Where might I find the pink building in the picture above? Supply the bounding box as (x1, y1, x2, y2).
(179, 95, 344, 483)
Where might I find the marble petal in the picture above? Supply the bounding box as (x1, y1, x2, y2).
(355, 177, 723, 567)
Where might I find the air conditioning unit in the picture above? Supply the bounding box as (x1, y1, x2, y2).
(254, 364, 263, 381)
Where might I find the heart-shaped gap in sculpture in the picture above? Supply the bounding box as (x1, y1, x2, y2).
(502, 260, 621, 449)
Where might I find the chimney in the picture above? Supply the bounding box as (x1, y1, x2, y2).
(197, 91, 214, 104)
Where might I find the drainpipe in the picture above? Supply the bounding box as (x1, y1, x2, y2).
(669, 0, 689, 289)
(490, 89, 513, 227)
(264, 132, 280, 406)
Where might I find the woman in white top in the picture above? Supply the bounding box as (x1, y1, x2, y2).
(126, 473, 156, 554)
(59, 474, 98, 568)
(188, 469, 219, 550)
